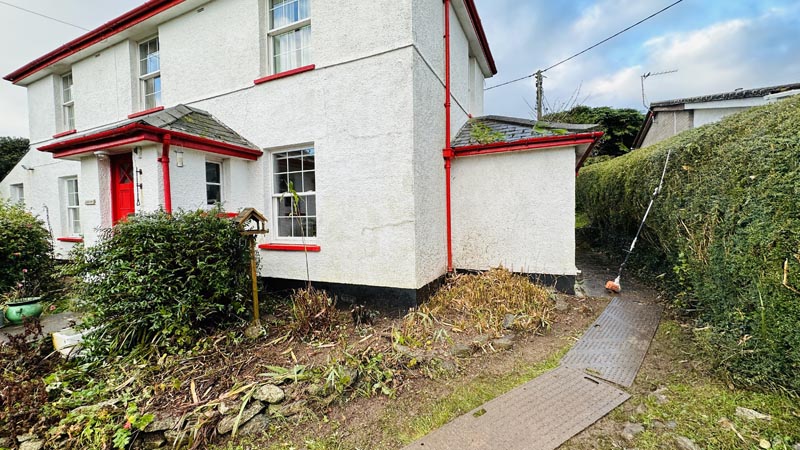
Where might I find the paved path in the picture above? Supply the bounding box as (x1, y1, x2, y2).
(403, 252, 662, 450)
(0, 312, 79, 344)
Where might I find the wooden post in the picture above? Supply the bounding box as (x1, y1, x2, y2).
(250, 236, 260, 325)
(535, 70, 543, 120)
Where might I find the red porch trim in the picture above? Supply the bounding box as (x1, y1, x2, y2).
(254, 64, 315, 85)
(56, 237, 84, 243)
(4, 0, 186, 83)
(259, 243, 321, 252)
(453, 138, 597, 158)
(452, 132, 605, 154)
(39, 123, 263, 161)
(52, 129, 77, 139)
(128, 106, 165, 119)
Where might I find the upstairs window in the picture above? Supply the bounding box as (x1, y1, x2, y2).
(205, 161, 223, 205)
(139, 37, 162, 109)
(272, 148, 316, 239)
(61, 73, 75, 131)
(64, 177, 81, 236)
(268, 0, 311, 74)
(10, 184, 24, 205)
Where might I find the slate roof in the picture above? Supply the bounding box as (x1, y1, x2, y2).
(134, 105, 258, 149)
(651, 82, 800, 108)
(452, 115, 600, 148)
(54, 104, 258, 150)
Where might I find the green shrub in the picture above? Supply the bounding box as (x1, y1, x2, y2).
(0, 199, 54, 297)
(576, 96, 800, 393)
(67, 210, 252, 356)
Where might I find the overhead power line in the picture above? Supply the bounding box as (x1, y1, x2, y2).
(0, 0, 89, 31)
(485, 0, 686, 91)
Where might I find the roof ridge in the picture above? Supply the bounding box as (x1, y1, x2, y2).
(651, 82, 800, 107)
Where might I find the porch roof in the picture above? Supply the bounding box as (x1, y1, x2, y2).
(451, 116, 603, 173)
(39, 105, 262, 160)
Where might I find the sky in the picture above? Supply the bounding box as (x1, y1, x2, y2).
(1, 0, 799, 137)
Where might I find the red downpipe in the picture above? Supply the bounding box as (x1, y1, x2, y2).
(443, 0, 454, 273)
(159, 134, 173, 214)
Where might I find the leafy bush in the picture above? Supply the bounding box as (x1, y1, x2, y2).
(576, 96, 800, 393)
(67, 210, 252, 356)
(0, 199, 54, 297)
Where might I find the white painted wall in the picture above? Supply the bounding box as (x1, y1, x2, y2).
(692, 107, 750, 127)
(4, 0, 501, 292)
(451, 147, 578, 277)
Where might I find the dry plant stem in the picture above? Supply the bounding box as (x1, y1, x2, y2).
(783, 259, 800, 295)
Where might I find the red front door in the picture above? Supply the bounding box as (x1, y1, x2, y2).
(111, 153, 135, 223)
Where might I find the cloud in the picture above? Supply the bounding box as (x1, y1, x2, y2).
(482, 1, 800, 118)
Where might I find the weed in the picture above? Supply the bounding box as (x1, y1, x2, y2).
(289, 288, 339, 337)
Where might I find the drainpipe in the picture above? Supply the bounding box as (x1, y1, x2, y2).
(159, 134, 173, 214)
(443, 0, 454, 273)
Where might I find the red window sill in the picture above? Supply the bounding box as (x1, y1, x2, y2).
(57, 237, 84, 243)
(259, 243, 321, 252)
(53, 129, 77, 139)
(128, 106, 165, 119)
(254, 64, 315, 85)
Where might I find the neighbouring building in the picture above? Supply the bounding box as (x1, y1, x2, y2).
(2, 0, 601, 306)
(633, 82, 800, 149)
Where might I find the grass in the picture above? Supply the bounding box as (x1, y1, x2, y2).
(382, 344, 571, 445)
(572, 321, 800, 450)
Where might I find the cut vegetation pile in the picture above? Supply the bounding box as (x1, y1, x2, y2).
(576, 96, 800, 394)
(404, 268, 553, 339)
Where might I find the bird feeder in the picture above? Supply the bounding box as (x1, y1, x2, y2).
(233, 208, 268, 326)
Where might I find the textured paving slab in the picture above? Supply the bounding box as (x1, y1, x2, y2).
(402, 366, 630, 450)
(561, 297, 662, 387)
(0, 312, 80, 344)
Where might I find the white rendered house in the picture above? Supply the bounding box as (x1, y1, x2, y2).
(2, 0, 601, 306)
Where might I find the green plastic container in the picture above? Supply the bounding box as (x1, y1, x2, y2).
(5, 297, 43, 325)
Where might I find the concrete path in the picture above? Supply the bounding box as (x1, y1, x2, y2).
(403, 253, 662, 450)
(0, 312, 80, 344)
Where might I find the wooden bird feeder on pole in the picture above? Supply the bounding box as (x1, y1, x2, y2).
(233, 208, 268, 327)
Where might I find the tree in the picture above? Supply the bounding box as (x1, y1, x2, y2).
(542, 106, 643, 158)
(0, 137, 30, 181)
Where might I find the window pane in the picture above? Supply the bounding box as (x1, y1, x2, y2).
(306, 217, 317, 237)
(303, 195, 316, 216)
(288, 172, 303, 192)
(278, 196, 294, 216)
(271, 0, 309, 29)
(292, 217, 305, 237)
(302, 172, 315, 192)
(274, 157, 288, 174)
(275, 174, 289, 193)
(278, 217, 293, 237)
(205, 162, 221, 184)
(206, 185, 221, 205)
(64, 105, 75, 130)
(62, 74, 73, 102)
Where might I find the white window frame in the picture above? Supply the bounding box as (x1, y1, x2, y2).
(271, 147, 316, 241)
(138, 36, 162, 110)
(64, 177, 81, 237)
(267, 0, 311, 74)
(205, 160, 224, 206)
(10, 184, 24, 205)
(61, 73, 75, 131)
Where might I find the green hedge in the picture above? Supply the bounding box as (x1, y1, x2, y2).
(0, 200, 54, 297)
(576, 96, 800, 393)
(68, 210, 252, 356)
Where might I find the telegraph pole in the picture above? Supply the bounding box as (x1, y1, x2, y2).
(535, 70, 544, 120)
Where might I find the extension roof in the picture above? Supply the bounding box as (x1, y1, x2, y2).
(39, 104, 261, 160)
(451, 116, 604, 173)
(650, 82, 800, 108)
(5, 0, 497, 84)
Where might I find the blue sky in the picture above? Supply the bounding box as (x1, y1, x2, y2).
(1, 0, 799, 137)
(476, 0, 800, 119)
